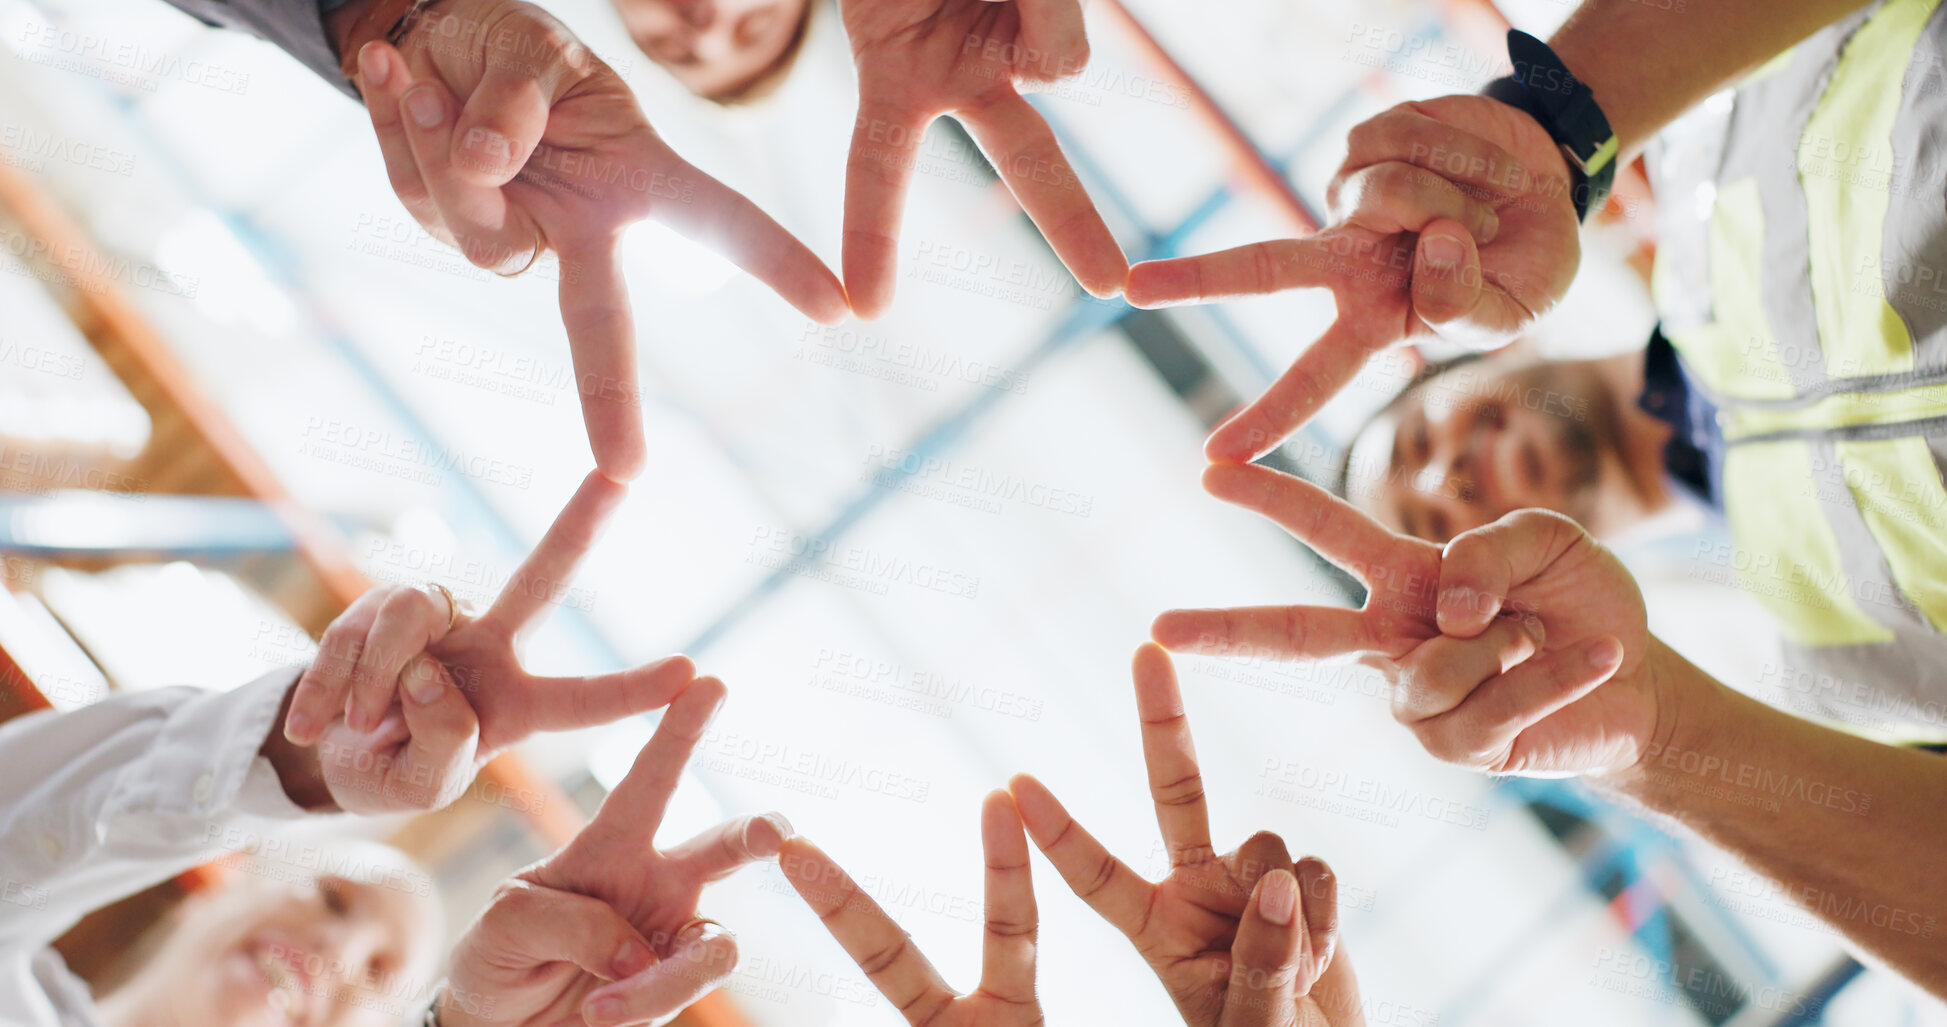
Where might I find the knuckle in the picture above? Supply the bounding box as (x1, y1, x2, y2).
(1077, 855, 1119, 900)
(1250, 244, 1281, 291)
(486, 880, 540, 920)
(381, 587, 433, 621)
(1414, 724, 1464, 765)
(1369, 161, 1415, 197)
(1152, 769, 1205, 809)
(856, 934, 914, 976)
(985, 916, 1036, 939)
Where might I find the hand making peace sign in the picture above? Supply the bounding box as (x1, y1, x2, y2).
(1153, 461, 1664, 777)
(1010, 644, 1363, 1027)
(838, 0, 1128, 318)
(780, 791, 1045, 1026)
(281, 470, 697, 814)
(350, 0, 851, 480)
(440, 676, 794, 1026)
(1126, 96, 1581, 463)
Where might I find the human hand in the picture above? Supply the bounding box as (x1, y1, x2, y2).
(779, 791, 1043, 1025)
(442, 675, 792, 1026)
(1010, 644, 1362, 1026)
(1127, 95, 1579, 462)
(345, 0, 849, 479)
(1153, 461, 1661, 777)
(838, 0, 1126, 317)
(282, 471, 696, 814)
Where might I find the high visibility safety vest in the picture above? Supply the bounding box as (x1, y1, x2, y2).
(1648, 0, 1947, 734)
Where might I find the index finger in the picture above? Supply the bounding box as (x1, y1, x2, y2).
(958, 92, 1126, 300)
(1007, 773, 1153, 939)
(554, 238, 649, 482)
(1339, 102, 1532, 201)
(779, 837, 955, 1023)
(1200, 462, 1424, 585)
(841, 97, 931, 320)
(574, 676, 728, 856)
(286, 587, 387, 744)
(648, 151, 849, 325)
(1150, 605, 1381, 661)
(979, 790, 1037, 1004)
(1130, 644, 1212, 866)
(480, 470, 627, 639)
(1125, 237, 1331, 309)
(1205, 318, 1393, 462)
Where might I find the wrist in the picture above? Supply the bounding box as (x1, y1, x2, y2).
(260, 680, 341, 812)
(1481, 30, 1618, 222)
(1597, 637, 1729, 800)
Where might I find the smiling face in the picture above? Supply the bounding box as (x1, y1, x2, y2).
(1346, 358, 1624, 543)
(614, 0, 812, 100)
(120, 853, 442, 1027)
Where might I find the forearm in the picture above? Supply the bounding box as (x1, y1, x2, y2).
(1550, 0, 1875, 156)
(1605, 639, 1946, 992)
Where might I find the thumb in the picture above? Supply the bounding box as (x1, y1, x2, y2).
(583, 921, 739, 1027)
(1410, 216, 1485, 332)
(1438, 509, 1588, 636)
(1222, 869, 1306, 1026)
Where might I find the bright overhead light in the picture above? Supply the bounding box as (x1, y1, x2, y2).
(155, 208, 297, 336)
(618, 219, 739, 298)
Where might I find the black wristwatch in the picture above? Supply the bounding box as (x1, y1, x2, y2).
(1481, 29, 1619, 222)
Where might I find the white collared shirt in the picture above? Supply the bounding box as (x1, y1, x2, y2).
(0, 668, 309, 1025)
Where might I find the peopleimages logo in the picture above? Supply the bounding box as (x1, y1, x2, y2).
(747, 527, 980, 600)
(14, 20, 251, 94)
(0, 122, 136, 175)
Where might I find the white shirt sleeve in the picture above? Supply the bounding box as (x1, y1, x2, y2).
(0, 668, 311, 954)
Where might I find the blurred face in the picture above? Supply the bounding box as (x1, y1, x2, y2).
(131, 867, 441, 1027)
(1347, 360, 1621, 542)
(615, 0, 810, 99)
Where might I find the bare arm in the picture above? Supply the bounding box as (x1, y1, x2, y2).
(1603, 640, 1947, 991)
(1551, 0, 1877, 157)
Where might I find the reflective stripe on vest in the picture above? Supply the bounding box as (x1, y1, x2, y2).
(1649, 0, 1947, 727)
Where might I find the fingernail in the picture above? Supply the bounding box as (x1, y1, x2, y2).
(405, 657, 444, 704)
(357, 43, 388, 87)
(1422, 234, 1464, 270)
(462, 127, 512, 166)
(613, 939, 652, 978)
(1588, 637, 1624, 668)
(745, 814, 791, 860)
(584, 997, 625, 1026)
(1438, 586, 1475, 621)
(404, 86, 444, 128)
(1260, 870, 1297, 926)
(284, 713, 314, 742)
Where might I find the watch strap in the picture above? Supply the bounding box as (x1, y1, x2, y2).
(1482, 29, 1619, 222)
(337, 0, 434, 93)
